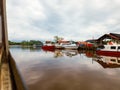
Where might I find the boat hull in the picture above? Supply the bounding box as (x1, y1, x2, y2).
(96, 50, 120, 57)
(42, 45, 55, 52)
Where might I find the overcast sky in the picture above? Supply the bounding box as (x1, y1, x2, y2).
(6, 0, 120, 41)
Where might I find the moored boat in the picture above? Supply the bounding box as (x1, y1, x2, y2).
(62, 43, 78, 49)
(96, 44, 120, 57)
(42, 44, 55, 52)
(55, 43, 78, 50)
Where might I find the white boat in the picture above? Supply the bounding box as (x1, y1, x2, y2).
(62, 43, 78, 49)
(96, 43, 120, 57)
(55, 42, 78, 50)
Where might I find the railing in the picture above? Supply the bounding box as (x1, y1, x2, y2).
(0, 46, 27, 90)
(8, 52, 27, 90)
(0, 45, 3, 63)
(0, 45, 12, 90)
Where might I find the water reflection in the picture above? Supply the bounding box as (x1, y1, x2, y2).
(10, 46, 120, 90)
(10, 45, 42, 51)
(42, 48, 95, 58)
(93, 55, 120, 68)
(54, 50, 78, 58)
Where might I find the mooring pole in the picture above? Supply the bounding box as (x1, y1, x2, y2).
(0, 0, 9, 60)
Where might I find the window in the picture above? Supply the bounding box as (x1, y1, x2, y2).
(118, 46, 120, 49)
(111, 46, 116, 49)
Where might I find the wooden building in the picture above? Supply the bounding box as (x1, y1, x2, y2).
(97, 33, 120, 45)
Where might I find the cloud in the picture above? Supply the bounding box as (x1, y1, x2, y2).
(7, 0, 120, 41)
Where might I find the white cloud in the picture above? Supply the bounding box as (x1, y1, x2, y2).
(7, 0, 120, 41)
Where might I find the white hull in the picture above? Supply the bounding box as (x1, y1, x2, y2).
(97, 44, 120, 57)
(55, 43, 78, 49)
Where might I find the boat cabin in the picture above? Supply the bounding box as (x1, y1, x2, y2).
(99, 45, 120, 52)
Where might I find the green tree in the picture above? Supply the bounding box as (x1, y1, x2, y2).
(54, 36, 64, 43)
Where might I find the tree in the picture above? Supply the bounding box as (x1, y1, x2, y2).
(21, 40, 43, 46)
(54, 36, 64, 43)
(9, 40, 20, 45)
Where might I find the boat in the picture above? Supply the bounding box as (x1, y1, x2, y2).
(42, 44, 55, 52)
(55, 42, 78, 50)
(96, 44, 120, 57)
(42, 46, 55, 52)
(55, 43, 65, 49)
(62, 43, 78, 49)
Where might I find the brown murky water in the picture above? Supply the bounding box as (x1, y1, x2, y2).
(10, 46, 120, 90)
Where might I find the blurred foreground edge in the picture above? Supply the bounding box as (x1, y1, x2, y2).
(0, 0, 27, 90)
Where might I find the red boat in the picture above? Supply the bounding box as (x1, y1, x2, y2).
(96, 44, 120, 57)
(42, 45, 55, 52)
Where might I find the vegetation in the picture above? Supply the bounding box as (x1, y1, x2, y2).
(9, 40, 43, 46)
(21, 40, 43, 46)
(54, 36, 64, 43)
(9, 40, 21, 45)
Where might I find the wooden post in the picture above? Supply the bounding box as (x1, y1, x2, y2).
(1, 0, 9, 60)
(0, 0, 2, 47)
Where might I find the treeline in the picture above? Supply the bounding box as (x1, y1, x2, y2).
(9, 40, 43, 46)
(9, 41, 21, 45)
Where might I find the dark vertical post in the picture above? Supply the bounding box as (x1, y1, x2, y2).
(1, 0, 9, 59)
(0, 0, 2, 46)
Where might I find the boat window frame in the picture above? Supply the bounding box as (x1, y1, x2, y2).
(111, 46, 116, 49)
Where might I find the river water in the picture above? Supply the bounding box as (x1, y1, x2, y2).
(10, 46, 120, 90)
